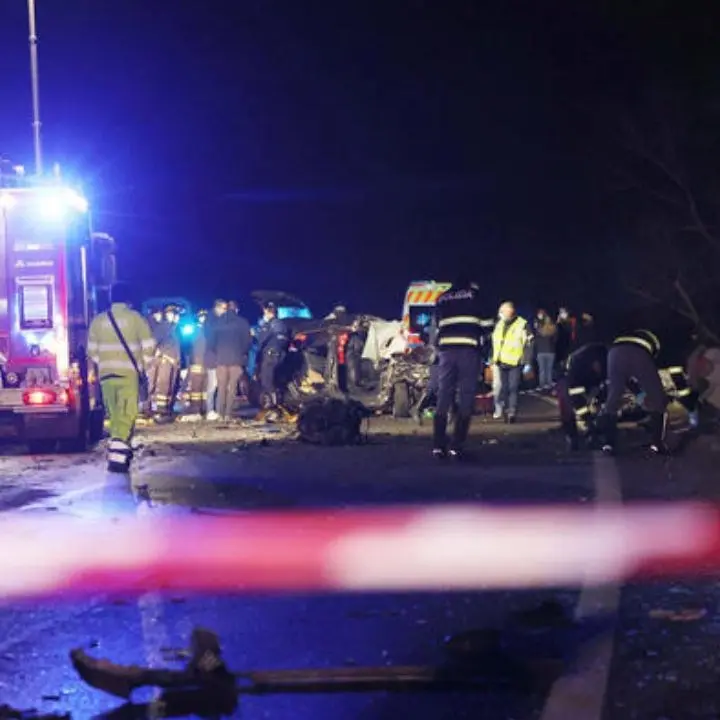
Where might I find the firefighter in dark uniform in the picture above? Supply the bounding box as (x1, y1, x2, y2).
(150, 304, 181, 419)
(141, 306, 163, 417)
(256, 302, 290, 407)
(556, 342, 608, 450)
(186, 309, 208, 417)
(598, 329, 667, 454)
(432, 278, 484, 459)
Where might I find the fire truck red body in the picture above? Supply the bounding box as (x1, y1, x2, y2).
(0, 183, 112, 451)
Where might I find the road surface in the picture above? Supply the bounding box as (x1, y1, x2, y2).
(0, 397, 716, 719)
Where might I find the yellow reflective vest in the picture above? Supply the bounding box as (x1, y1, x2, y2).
(88, 303, 156, 379)
(492, 316, 530, 367)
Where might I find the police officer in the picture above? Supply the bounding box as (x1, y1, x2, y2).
(256, 302, 290, 407)
(598, 329, 667, 454)
(556, 342, 608, 450)
(88, 282, 155, 473)
(432, 276, 485, 459)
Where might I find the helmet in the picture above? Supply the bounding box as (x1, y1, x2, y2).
(264, 301, 277, 311)
(164, 304, 180, 323)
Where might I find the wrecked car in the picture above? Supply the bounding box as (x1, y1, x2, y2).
(373, 344, 434, 418)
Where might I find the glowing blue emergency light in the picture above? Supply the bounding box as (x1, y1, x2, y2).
(0, 188, 89, 218)
(277, 307, 312, 320)
(180, 323, 196, 338)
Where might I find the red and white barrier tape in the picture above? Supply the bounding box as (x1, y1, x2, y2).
(2, 503, 719, 600)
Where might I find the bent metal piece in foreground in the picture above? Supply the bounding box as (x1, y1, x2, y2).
(0, 503, 718, 599)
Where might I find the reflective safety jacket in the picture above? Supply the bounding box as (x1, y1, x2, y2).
(88, 303, 156, 379)
(492, 316, 531, 367)
(612, 329, 661, 358)
(435, 283, 486, 349)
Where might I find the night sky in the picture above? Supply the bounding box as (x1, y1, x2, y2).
(0, 0, 716, 322)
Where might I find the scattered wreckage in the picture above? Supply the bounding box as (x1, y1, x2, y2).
(65, 604, 614, 717)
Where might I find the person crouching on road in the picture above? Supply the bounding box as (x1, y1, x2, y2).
(432, 276, 485, 459)
(204, 299, 252, 422)
(533, 309, 557, 391)
(556, 342, 608, 450)
(88, 282, 155, 473)
(492, 302, 533, 423)
(597, 330, 667, 455)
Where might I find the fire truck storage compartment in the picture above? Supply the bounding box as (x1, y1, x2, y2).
(18, 277, 53, 330)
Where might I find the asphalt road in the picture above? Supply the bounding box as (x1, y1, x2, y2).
(0, 397, 716, 719)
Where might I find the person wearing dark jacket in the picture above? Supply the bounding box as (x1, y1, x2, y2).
(433, 277, 485, 459)
(533, 310, 557, 390)
(205, 303, 252, 421)
(256, 303, 290, 407)
(555, 307, 577, 367)
(575, 313, 596, 347)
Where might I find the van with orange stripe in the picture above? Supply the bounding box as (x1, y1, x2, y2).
(402, 280, 452, 347)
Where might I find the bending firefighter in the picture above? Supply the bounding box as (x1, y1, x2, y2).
(556, 342, 608, 450)
(88, 283, 155, 473)
(596, 330, 698, 455)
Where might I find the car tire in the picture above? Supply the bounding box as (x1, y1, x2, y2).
(393, 382, 410, 418)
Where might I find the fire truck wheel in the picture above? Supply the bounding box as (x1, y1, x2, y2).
(392, 382, 411, 418)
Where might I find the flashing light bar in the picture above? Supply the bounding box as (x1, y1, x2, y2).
(0, 503, 718, 600)
(0, 188, 88, 216)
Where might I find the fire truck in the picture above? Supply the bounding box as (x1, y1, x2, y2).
(0, 177, 116, 452)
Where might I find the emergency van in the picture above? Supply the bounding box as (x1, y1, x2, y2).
(0, 181, 115, 452)
(401, 280, 452, 347)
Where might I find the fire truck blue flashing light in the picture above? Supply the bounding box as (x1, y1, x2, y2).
(180, 322, 196, 338)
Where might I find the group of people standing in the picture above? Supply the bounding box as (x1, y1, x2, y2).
(532, 308, 596, 390)
(184, 299, 290, 421)
(88, 285, 292, 474)
(427, 276, 696, 459)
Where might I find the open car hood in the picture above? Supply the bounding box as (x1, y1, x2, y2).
(251, 290, 309, 309)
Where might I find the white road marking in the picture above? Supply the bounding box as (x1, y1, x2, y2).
(135, 499, 171, 715)
(539, 452, 621, 720)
